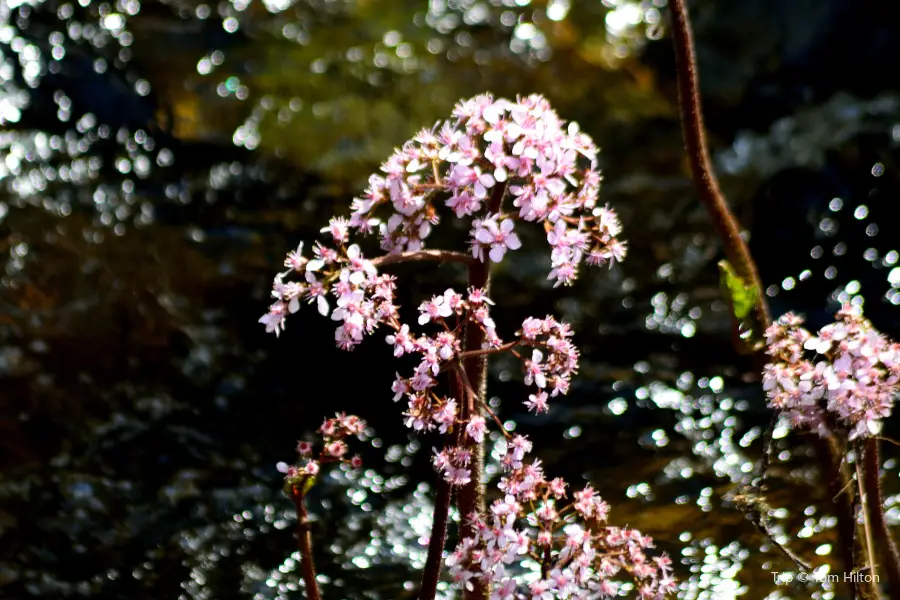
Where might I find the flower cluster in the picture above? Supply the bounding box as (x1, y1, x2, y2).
(261, 94, 629, 339)
(261, 239, 399, 347)
(519, 316, 580, 411)
(349, 94, 625, 286)
(278, 413, 366, 491)
(763, 305, 900, 440)
(388, 287, 498, 434)
(262, 92, 659, 597)
(446, 435, 677, 599)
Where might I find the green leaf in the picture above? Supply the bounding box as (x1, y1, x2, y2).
(718, 260, 757, 321)
(283, 474, 317, 496)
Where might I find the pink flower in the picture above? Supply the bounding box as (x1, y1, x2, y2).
(284, 242, 307, 271)
(446, 190, 482, 218)
(321, 217, 350, 243)
(391, 373, 410, 401)
(432, 399, 457, 433)
(472, 215, 522, 263)
(467, 287, 494, 305)
(466, 416, 487, 443)
(385, 324, 416, 356)
(259, 302, 287, 337)
(524, 350, 547, 388)
(525, 391, 549, 413)
(418, 294, 453, 325)
(324, 440, 348, 458)
(434, 331, 459, 360)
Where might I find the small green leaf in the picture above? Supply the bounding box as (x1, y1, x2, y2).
(284, 474, 317, 496)
(718, 260, 757, 321)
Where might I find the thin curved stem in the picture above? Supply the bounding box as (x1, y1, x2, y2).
(418, 367, 471, 600)
(668, 0, 770, 333)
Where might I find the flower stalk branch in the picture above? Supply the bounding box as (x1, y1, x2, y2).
(372, 250, 476, 268)
(419, 478, 453, 600)
(813, 435, 863, 598)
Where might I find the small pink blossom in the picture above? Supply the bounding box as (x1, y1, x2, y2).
(418, 294, 453, 325)
(466, 415, 487, 443)
(472, 215, 522, 263)
(525, 391, 549, 413)
(259, 302, 287, 337)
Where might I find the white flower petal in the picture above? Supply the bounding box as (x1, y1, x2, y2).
(317, 296, 330, 316)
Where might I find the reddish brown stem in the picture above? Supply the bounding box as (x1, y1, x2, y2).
(812, 436, 860, 598)
(418, 478, 453, 600)
(372, 250, 475, 268)
(455, 183, 507, 600)
(457, 341, 518, 360)
(291, 489, 322, 600)
(419, 369, 467, 600)
(864, 438, 900, 595)
(668, 0, 770, 333)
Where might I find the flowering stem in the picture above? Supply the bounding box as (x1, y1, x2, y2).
(419, 478, 453, 600)
(863, 438, 900, 594)
(668, 0, 770, 334)
(812, 436, 861, 597)
(541, 546, 552, 579)
(854, 444, 882, 599)
(290, 488, 323, 600)
(372, 250, 476, 268)
(456, 182, 507, 600)
(457, 341, 518, 360)
(419, 368, 469, 600)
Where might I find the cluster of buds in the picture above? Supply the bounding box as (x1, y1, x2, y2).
(278, 413, 366, 494)
(763, 304, 900, 440)
(447, 435, 677, 599)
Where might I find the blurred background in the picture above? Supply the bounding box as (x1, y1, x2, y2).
(2, 0, 900, 598)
